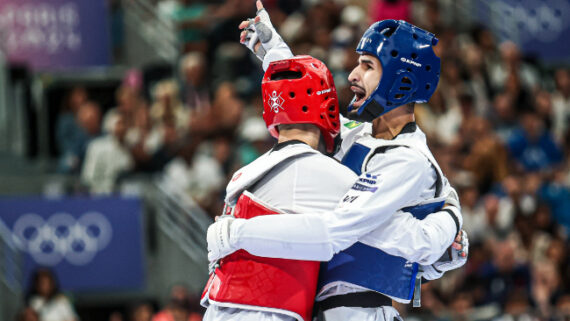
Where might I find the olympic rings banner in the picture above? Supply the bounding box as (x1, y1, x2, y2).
(476, 0, 570, 63)
(0, 197, 144, 291)
(0, 0, 110, 70)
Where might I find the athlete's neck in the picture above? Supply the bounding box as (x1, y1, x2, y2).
(277, 124, 321, 150)
(372, 105, 415, 140)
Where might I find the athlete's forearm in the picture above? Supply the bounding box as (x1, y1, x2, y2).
(231, 213, 336, 261)
(360, 207, 460, 265)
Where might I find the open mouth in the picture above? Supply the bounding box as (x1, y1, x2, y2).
(351, 85, 367, 107)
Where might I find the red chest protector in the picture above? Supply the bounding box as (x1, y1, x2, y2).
(201, 191, 320, 321)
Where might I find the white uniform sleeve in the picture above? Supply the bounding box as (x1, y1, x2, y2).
(262, 46, 294, 71)
(358, 207, 460, 264)
(231, 148, 459, 264)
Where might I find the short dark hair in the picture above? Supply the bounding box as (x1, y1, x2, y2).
(277, 123, 318, 131)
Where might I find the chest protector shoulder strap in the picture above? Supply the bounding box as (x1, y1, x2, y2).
(225, 143, 319, 204)
(318, 135, 445, 304)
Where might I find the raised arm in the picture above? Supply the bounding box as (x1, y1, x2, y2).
(239, 0, 294, 70)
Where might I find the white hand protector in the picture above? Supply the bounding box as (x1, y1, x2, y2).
(241, 18, 266, 61)
(253, 6, 285, 55)
(422, 229, 469, 280)
(239, 1, 293, 70)
(206, 216, 238, 262)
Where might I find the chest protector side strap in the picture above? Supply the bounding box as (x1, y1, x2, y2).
(201, 192, 320, 321)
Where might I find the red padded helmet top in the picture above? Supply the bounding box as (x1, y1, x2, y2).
(262, 55, 340, 153)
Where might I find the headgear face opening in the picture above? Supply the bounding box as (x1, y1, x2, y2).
(348, 20, 441, 122)
(262, 55, 340, 153)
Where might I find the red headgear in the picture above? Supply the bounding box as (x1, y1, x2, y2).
(262, 55, 340, 153)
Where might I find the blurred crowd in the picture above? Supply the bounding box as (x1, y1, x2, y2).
(16, 267, 204, 321)
(50, 0, 570, 320)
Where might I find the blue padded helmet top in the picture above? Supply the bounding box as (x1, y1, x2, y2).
(348, 20, 441, 121)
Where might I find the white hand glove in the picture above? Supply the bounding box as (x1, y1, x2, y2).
(422, 230, 469, 280)
(239, 1, 292, 70)
(240, 18, 266, 61)
(206, 216, 237, 262)
(254, 6, 285, 54)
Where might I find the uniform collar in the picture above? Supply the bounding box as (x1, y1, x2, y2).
(272, 139, 308, 152)
(394, 122, 417, 139)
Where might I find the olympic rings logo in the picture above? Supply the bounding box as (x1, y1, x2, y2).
(490, 1, 570, 43)
(11, 212, 112, 266)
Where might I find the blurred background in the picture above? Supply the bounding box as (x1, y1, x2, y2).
(0, 0, 568, 320)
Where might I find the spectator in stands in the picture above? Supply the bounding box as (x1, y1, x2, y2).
(490, 92, 518, 142)
(438, 57, 465, 106)
(416, 89, 462, 146)
(169, 0, 209, 53)
(463, 117, 509, 193)
(531, 260, 562, 318)
(459, 181, 486, 242)
(179, 52, 210, 111)
(471, 26, 499, 70)
(152, 285, 202, 321)
(448, 290, 475, 321)
(25, 268, 78, 321)
(81, 112, 134, 194)
(534, 90, 554, 131)
(461, 43, 492, 117)
(496, 291, 533, 321)
(56, 86, 89, 173)
(185, 82, 243, 139)
(162, 137, 224, 210)
(150, 79, 189, 135)
(538, 173, 570, 232)
(126, 106, 164, 172)
(507, 111, 563, 172)
(56, 100, 102, 175)
(490, 41, 540, 93)
(129, 301, 154, 321)
(478, 238, 531, 307)
(552, 68, 570, 141)
(103, 85, 143, 133)
(77, 101, 102, 138)
(208, 82, 243, 135)
(482, 193, 515, 239)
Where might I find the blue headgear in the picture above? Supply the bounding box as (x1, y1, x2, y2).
(348, 20, 441, 121)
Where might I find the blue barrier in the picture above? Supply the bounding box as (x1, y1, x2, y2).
(0, 197, 144, 291)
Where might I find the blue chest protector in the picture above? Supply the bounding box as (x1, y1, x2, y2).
(318, 143, 443, 302)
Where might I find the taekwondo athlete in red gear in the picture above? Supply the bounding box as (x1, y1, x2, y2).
(201, 56, 358, 321)
(208, 4, 469, 321)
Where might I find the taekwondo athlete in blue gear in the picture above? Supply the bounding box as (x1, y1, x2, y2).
(209, 5, 469, 321)
(316, 20, 446, 304)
